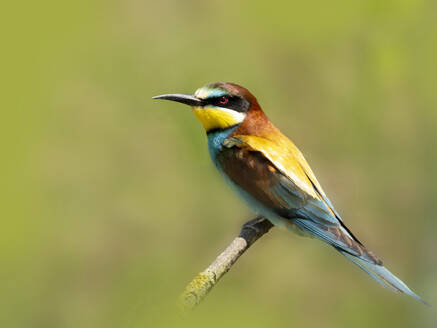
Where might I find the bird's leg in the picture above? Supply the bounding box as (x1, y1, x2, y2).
(240, 216, 274, 246)
(241, 216, 266, 232)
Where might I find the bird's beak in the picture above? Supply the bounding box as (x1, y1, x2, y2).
(152, 93, 203, 107)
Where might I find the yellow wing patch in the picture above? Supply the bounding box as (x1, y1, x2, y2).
(231, 134, 326, 199)
(192, 106, 245, 132)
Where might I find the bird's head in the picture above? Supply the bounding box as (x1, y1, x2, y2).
(153, 82, 259, 133)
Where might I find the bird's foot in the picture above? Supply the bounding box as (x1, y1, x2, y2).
(241, 216, 268, 234)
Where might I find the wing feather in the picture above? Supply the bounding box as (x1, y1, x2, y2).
(228, 134, 340, 222)
(220, 134, 381, 264)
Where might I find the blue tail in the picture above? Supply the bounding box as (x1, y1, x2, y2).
(292, 218, 428, 305)
(338, 250, 429, 305)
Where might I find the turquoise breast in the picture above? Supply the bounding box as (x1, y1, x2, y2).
(206, 126, 239, 167)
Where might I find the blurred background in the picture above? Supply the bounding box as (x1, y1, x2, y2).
(2, 0, 437, 327)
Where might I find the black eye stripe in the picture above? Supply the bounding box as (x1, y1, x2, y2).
(206, 95, 250, 113)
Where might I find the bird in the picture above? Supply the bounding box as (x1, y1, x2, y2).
(153, 82, 427, 305)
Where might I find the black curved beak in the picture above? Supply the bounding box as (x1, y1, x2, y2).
(152, 93, 203, 107)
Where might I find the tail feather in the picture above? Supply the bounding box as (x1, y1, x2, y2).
(291, 217, 428, 304)
(338, 249, 429, 306)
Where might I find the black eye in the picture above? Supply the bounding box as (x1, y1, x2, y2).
(218, 96, 228, 105)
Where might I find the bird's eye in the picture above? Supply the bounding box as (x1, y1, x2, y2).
(218, 96, 228, 105)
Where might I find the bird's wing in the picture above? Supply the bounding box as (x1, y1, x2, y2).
(220, 134, 379, 264)
(220, 134, 428, 304)
(224, 134, 340, 222)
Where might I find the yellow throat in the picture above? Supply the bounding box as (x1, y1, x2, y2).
(192, 106, 246, 132)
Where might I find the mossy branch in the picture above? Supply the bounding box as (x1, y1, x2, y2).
(179, 216, 274, 311)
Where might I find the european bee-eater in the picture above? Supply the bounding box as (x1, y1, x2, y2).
(153, 82, 426, 304)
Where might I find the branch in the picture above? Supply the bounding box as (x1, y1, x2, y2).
(179, 216, 274, 311)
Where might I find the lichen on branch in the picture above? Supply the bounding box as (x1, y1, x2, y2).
(179, 217, 273, 310)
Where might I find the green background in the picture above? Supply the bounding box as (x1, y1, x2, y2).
(2, 1, 436, 327)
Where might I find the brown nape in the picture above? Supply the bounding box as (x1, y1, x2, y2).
(204, 82, 279, 137)
(233, 105, 277, 136)
(205, 83, 282, 138)
(227, 96, 282, 141)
